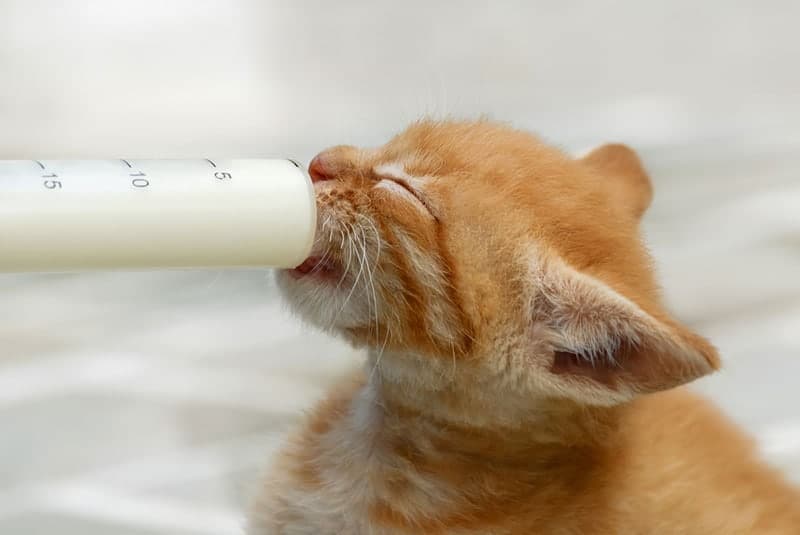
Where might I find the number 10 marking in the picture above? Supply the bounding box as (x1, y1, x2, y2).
(130, 171, 150, 188)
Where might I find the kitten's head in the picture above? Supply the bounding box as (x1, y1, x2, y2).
(277, 120, 719, 406)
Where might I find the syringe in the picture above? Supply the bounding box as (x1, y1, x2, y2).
(0, 159, 316, 272)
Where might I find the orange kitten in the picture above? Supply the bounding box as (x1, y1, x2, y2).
(249, 120, 800, 534)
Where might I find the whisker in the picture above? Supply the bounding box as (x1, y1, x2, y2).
(335, 223, 354, 293)
(450, 339, 457, 380)
(334, 222, 367, 326)
(357, 213, 382, 266)
(359, 224, 379, 339)
(306, 249, 332, 276)
(369, 321, 392, 382)
(359, 227, 378, 342)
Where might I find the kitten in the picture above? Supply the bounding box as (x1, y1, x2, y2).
(249, 120, 800, 534)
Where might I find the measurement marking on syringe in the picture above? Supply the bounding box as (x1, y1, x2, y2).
(34, 160, 46, 170)
(121, 159, 133, 168)
(205, 159, 217, 168)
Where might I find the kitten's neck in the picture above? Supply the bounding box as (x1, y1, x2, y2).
(365, 349, 620, 455)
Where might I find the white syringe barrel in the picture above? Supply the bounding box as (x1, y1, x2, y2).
(0, 159, 316, 272)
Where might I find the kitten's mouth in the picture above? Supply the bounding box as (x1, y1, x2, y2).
(288, 255, 341, 281)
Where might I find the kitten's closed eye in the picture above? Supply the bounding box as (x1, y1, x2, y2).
(375, 174, 435, 217)
(376, 176, 421, 204)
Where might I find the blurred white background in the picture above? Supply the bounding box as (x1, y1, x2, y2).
(0, 1, 798, 533)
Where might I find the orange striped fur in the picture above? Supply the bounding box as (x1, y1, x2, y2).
(250, 120, 800, 534)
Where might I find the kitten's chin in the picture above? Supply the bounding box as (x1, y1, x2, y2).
(274, 269, 368, 333)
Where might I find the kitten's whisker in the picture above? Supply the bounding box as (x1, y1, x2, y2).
(357, 213, 382, 266)
(358, 228, 375, 339)
(354, 214, 384, 342)
(317, 214, 331, 247)
(358, 223, 380, 339)
(369, 322, 392, 383)
(334, 222, 367, 326)
(306, 249, 332, 276)
(334, 223, 355, 293)
(449, 339, 457, 381)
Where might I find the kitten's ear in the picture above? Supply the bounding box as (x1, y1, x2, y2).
(535, 260, 719, 405)
(580, 144, 653, 219)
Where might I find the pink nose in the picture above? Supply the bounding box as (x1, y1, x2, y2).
(308, 154, 333, 183)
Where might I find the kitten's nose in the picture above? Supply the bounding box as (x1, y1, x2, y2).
(308, 154, 333, 183)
